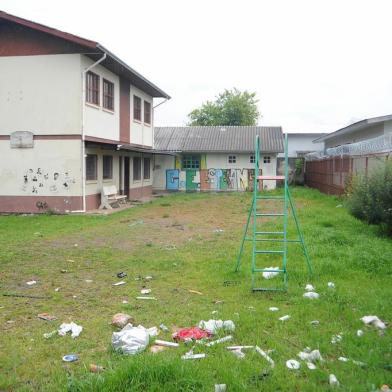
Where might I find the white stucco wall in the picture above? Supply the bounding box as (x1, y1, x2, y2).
(0, 139, 82, 196)
(278, 134, 325, 158)
(0, 54, 82, 135)
(81, 57, 120, 141)
(153, 154, 175, 190)
(130, 85, 153, 146)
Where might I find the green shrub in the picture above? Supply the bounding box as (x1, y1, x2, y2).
(346, 158, 392, 234)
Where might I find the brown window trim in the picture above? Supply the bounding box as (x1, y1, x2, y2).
(143, 157, 151, 180)
(103, 155, 113, 180)
(103, 79, 114, 111)
(86, 154, 98, 181)
(133, 95, 142, 122)
(86, 71, 100, 106)
(144, 101, 151, 125)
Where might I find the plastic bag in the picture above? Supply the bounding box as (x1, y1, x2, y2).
(112, 324, 149, 355)
(173, 327, 211, 341)
(58, 322, 83, 338)
(198, 319, 235, 334)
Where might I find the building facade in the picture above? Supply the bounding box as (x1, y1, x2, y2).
(0, 11, 169, 213)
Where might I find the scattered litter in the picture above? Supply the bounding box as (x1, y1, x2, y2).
(181, 348, 206, 360)
(113, 281, 126, 286)
(62, 354, 79, 362)
(60, 269, 67, 273)
(154, 339, 179, 348)
(255, 346, 275, 368)
(338, 357, 349, 362)
(298, 349, 323, 363)
(67, 259, 75, 263)
(211, 310, 218, 315)
(352, 360, 366, 367)
(173, 327, 212, 341)
(307, 362, 316, 370)
(159, 323, 169, 332)
(381, 385, 392, 392)
(310, 320, 320, 325)
(213, 229, 224, 233)
(231, 349, 246, 359)
(357, 329, 364, 337)
(198, 319, 235, 334)
(331, 334, 342, 344)
(122, 300, 128, 304)
(305, 284, 315, 291)
(329, 374, 339, 386)
(361, 315, 387, 330)
(269, 307, 279, 312)
(286, 359, 300, 369)
(128, 220, 143, 227)
(336, 204, 343, 208)
(37, 313, 57, 321)
(248, 306, 255, 311)
(279, 315, 290, 321)
(141, 288, 151, 294)
(144, 276, 153, 281)
(112, 313, 134, 329)
(117, 272, 127, 279)
(303, 292, 320, 299)
(150, 345, 167, 354)
(188, 289, 203, 295)
(89, 364, 104, 373)
(227, 345, 254, 350)
(112, 324, 150, 355)
(205, 335, 233, 347)
(328, 282, 335, 288)
(262, 267, 280, 279)
(58, 322, 83, 338)
(72, 295, 77, 299)
(213, 300, 224, 305)
(85, 279, 93, 283)
(43, 330, 57, 339)
(55, 287, 60, 292)
(74, 244, 78, 247)
(146, 326, 159, 337)
(136, 296, 157, 300)
(215, 384, 227, 392)
(26, 280, 37, 286)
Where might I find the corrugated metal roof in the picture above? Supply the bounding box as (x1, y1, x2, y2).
(154, 126, 284, 153)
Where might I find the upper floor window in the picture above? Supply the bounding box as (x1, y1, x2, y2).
(103, 79, 114, 111)
(86, 154, 97, 181)
(182, 155, 200, 169)
(144, 101, 151, 124)
(228, 155, 236, 164)
(103, 155, 113, 180)
(133, 96, 142, 121)
(133, 156, 141, 181)
(86, 71, 100, 105)
(143, 157, 151, 180)
(250, 155, 255, 163)
(263, 156, 271, 164)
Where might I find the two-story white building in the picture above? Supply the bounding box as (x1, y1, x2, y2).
(0, 11, 169, 213)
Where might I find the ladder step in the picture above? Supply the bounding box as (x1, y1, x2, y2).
(256, 196, 284, 200)
(257, 175, 285, 180)
(246, 238, 301, 243)
(254, 250, 284, 254)
(253, 268, 285, 273)
(255, 213, 284, 217)
(255, 231, 284, 235)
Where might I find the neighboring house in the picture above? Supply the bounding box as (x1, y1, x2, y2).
(278, 133, 326, 158)
(153, 126, 284, 191)
(313, 114, 392, 151)
(0, 11, 170, 213)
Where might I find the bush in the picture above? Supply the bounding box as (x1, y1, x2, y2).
(346, 158, 392, 235)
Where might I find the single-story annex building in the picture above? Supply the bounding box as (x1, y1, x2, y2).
(153, 126, 284, 191)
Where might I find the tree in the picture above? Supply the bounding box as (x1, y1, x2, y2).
(188, 88, 260, 126)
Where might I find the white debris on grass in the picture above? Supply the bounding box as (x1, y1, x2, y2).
(140, 289, 151, 294)
(307, 362, 316, 370)
(43, 330, 57, 339)
(181, 347, 206, 360)
(361, 315, 386, 330)
(310, 320, 320, 325)
(154, 339, 179, 348)
(198, 319, 235, 334)
(328, 282, 335, 288)
(329, 374, 340, 386)
(269, 307, 279, 312)
(338, 356, 349, 362)
(262, 267, 280, 279)
(26, 280, 37, 286)
(279, 315, 290, 321)
(255, 346, 275, 368)
(136, 296, 157, 300)
(331, 334, 343, 344)
(297, 349, 323, 363)
(231, 349, 246, 359)
(303, 292, 320, 299)
(286, 359, 300, 369)
(305, 284, 315, 291)
(113, 281, 126, 286)
(357, 329, 364, 337)
(214, 384, 227, 392)
(54, 287, 60, 292)
(112, 324, 149, 355)
(58, 322, 83, 338)
(205, 335, 233, 347)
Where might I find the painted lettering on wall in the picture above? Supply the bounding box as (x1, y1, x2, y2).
(22, 168, 75, 194)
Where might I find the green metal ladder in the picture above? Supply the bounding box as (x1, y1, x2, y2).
(235, 133, 312, 291)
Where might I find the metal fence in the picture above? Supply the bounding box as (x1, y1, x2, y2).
(305, 153, 391, 195)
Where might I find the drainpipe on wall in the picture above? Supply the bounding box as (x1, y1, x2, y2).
(73, 52, 107, 213)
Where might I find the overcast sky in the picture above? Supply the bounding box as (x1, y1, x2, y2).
(1, 0, 391, 133)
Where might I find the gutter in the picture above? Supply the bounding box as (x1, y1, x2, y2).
(72, 52, 107, 213)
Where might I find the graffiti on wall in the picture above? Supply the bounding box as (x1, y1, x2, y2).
(166, 168, 264, 191)
(22, 168, 75, 194)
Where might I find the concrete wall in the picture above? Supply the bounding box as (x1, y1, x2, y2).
(130, 85, 153, 147)
(0, 54, 82, 135)
(277, 134, 325, 158)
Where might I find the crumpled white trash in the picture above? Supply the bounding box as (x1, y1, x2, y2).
(305, 284, 315, 291)
(297, 349, 323, 363)
(328, 282, 335, 288)
(286, 359, 300, 369)
(262, 267, 280, 279)
(360, 315, 386, 330)
(198, 319, 235, 334)
(269, 307, 279, 312)
(329, 374, 339, 386)
(58, 322, 83, 338)
(303, 292, 320, 299)
(112, 324, 149, 355)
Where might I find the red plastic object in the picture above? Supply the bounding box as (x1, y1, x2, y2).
(172, 327, 212, 341)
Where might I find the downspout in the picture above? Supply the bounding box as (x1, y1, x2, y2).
(75, 52, 107, 213)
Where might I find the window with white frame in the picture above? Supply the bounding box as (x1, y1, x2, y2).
(250, 155, 255, 163)
(263, 156, 271, 164)
(228, 155, 236, 164)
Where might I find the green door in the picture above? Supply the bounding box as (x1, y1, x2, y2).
(186, 170, 198, 191)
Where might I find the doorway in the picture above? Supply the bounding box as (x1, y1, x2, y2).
(124, 156, 130, 198)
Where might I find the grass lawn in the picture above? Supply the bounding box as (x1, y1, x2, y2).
(0, 187, 391, 391)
